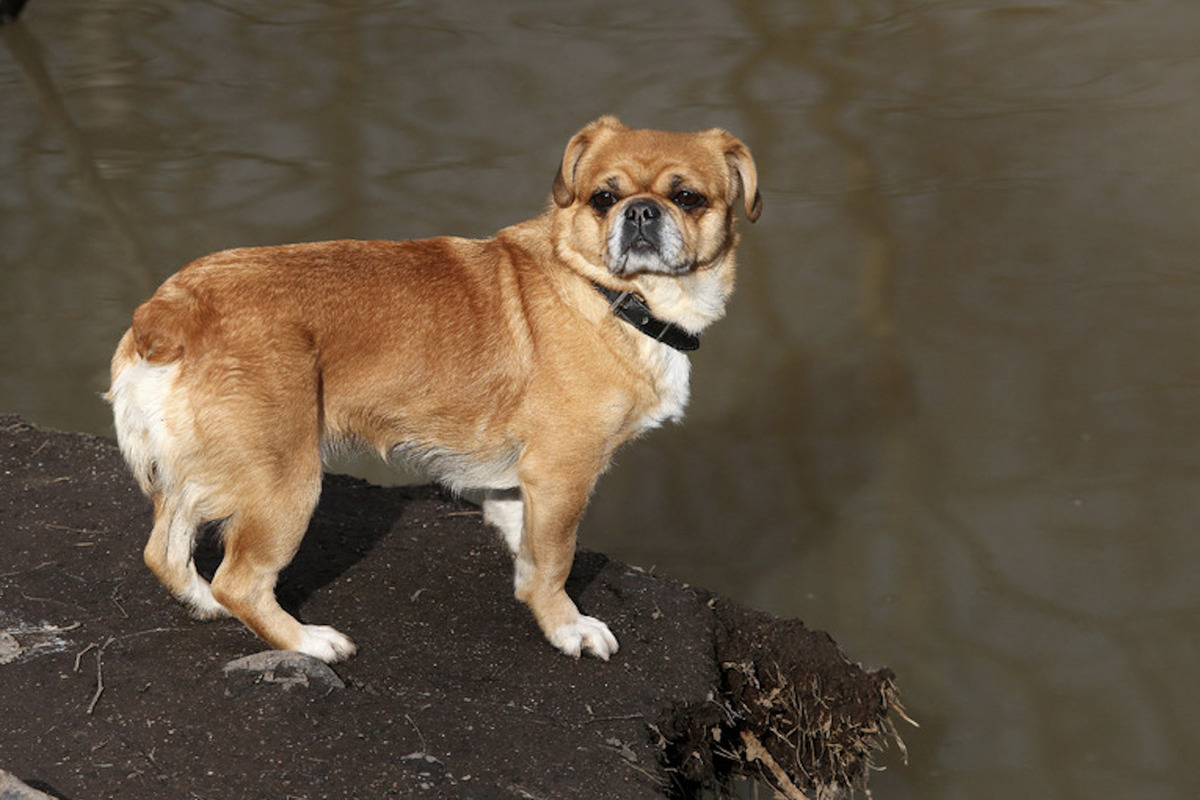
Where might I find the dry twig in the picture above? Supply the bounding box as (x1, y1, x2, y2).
(75, 637, 116, 715)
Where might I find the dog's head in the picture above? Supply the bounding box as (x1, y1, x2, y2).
(551, 116, 760, 279)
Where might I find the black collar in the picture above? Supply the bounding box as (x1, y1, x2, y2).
(591, 282, 700, 352)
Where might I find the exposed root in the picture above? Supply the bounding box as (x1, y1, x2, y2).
(741, 730, 812, 800)
(658, 598, 906, 799)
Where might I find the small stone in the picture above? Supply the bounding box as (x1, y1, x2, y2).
(222, 650, 345, 697)
(0, 632, 21, 665)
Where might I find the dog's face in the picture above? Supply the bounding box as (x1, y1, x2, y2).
(551, 116, 761, 278)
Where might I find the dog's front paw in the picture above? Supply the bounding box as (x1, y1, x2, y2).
(550, 616, 619, 661)
(293, 624, 357, 663)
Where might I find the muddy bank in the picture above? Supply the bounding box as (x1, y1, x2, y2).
(0, 415, 902, 799)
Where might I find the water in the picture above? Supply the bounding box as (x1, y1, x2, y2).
(3, 2, 1199, 798)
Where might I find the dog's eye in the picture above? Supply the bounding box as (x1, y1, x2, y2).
(671, 189, 706, 211)
(590, 190, 619, 213)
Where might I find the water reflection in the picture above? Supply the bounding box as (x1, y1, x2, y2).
(3, 2, 1199, 798)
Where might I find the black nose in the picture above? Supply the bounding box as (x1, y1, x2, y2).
(624, 200, 661, 225)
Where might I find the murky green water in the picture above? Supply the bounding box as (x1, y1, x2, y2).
(3, 2, 1199, 797)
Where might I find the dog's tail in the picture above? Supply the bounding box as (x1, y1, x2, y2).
(106, 282, 205, 497)
(107, 330, 177, 497)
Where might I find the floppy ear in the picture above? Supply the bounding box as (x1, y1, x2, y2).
(722, 135, 762, 222)
(552, 116, 625, 208)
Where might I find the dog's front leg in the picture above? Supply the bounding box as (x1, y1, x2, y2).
(513, 459, 618, 660)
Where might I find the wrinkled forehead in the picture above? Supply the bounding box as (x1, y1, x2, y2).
(577, 129, 729, 191)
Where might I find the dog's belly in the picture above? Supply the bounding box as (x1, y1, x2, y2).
(320, 430, 521, 492)
(387, 440, 521, 492)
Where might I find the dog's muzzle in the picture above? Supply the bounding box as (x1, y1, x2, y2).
(608, 198, 687, 275)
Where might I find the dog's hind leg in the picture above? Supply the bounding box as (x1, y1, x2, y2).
(109, 343, 227, 621)
(209, 478, 354, 662)
(206, 448, 355, 663)
(143, 490, 228, 620)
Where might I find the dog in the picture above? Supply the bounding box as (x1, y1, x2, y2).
(107, 116, 760, 663)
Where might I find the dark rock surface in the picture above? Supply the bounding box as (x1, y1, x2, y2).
(0, 415, 901, 798)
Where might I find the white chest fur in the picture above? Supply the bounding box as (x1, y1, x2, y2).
(635, 340, 692, 433)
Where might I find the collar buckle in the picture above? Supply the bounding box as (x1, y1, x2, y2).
(591, 282, 700, 352)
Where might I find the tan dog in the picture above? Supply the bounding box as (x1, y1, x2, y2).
(107, 116, 760, 662)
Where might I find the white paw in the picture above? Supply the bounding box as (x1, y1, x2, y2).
(293, 625, 357, 663)
(549, 616, 619, 661)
